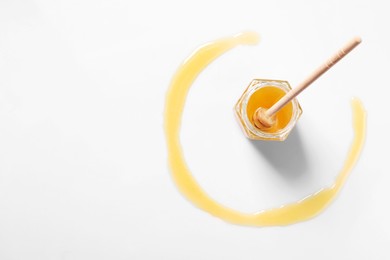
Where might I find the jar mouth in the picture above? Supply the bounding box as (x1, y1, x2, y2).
(240, 80, 300, 140)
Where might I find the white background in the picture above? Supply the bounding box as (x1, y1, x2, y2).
(0, 0, 388, 259)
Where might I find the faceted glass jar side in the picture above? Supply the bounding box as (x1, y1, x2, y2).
(234, 79, 302, 141)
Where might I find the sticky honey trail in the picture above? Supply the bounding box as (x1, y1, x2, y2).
(164, 32, 366, 226)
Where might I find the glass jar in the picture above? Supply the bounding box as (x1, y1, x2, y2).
(235, 79, 302, 141)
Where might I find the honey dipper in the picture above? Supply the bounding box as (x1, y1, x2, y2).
(253, 37, 362, 130)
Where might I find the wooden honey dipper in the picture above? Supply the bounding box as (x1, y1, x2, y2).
(253, 37, 362, 130)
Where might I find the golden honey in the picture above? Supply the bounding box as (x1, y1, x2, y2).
(164, 32, 366, 226)
(247, 86, 293, 132)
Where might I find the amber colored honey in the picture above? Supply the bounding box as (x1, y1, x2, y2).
(164, 32, 366, 226)
(246, 86, 293, 133)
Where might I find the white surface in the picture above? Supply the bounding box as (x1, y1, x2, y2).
(0, 0, 388, 259)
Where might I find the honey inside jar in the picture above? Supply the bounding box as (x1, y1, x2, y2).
(246, 86, 293, 133)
